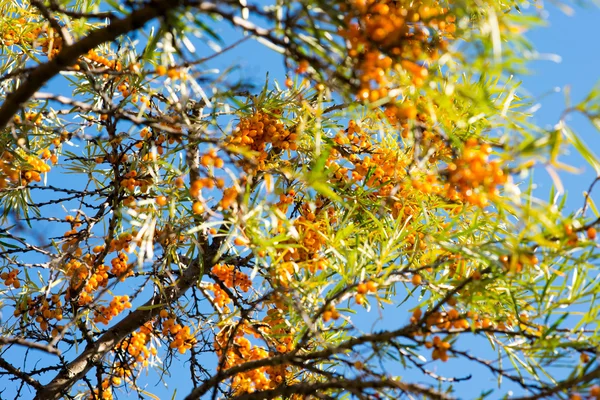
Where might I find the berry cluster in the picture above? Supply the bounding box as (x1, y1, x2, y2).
(160, 312, 197, 355)
(214, 324, 277, 395)
(0, 150, 52, 188)
(1, 19, 66, 60)
(228, 111, 297, 171)
(88, 379, 113, 400)
(424, 335, 451, 362)
(445, 139, 506, 206)
(93, 295, 132, 325)
(108, 231, 138, 253)
(354, 280, 378, 305)
(110, 252, 133, 280)
(339, 0, 455, 101)
(14, 294, 64, 332)
(120, 170, 149, 193)
(212, 264, 251, 292)
(85, 50, 123, 72)
(66, 259, 110, 306)
(264, 308, 295, 354)
(118, 322, 156, 366)
(201, 148, 225, 168)
(1, 18, 43, 47)
(322, 305, 341, 323)
(1, 268, 20, 289)
(206, 283, 231, 308)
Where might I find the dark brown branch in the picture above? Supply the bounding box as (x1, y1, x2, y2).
(0, 336, 61, 355)
(184, 322, 418, 400)
(33, 254, 210, 400)
(0, 356, 43, 390)
(0, 0, 181, 130)
(228, 377, 454, 400)
(511, 365, 600, 400)
(29, 0, 74, 46)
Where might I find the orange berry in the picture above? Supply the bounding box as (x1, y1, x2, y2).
(412, 274, 422, 286)
(156, 65, 167, 76)
(565, 223, 573, 236)
(234, 237, 248, 246)
(296, 60, 309, 73)
(587, 227, 597, 240)
(580, 353, 590, 363)
(156, 196, 168, 206)
(357, 283, 368, 294)
(192, 201, 204, 215)
(366, 281, 377, 292)
(355, 294, 364, 305)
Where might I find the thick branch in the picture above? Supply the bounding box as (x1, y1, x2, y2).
(33, 256, 208, 400)
(0, 0, 178, 130)
(228, 377, 455, 400)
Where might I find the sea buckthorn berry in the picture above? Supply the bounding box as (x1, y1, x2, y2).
(565, 223, 573, 236)
(412, 274, 422, 286)
(580, 353, 590, 363)
(366, 281, 377, 292)
(156, 196, 168, 206)
(192, 201, 204, 215)
(355, 294, 364, 305)
(228, 111, 296, 170)
(296, 60, 309, 74)
(357, 283, 368, 294)
(234, 237, 248, 246)
(587, 227, 597, 240)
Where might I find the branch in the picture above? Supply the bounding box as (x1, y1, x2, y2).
(511, 365, 600, 400)
(0, 356, 43, 390)
(30, 0, 74, 46)
(228, 377, 454, 400)
(184, 323, 417, 400)
(33, 255, 210, 400)
(0, 336, 61, 355)
(0, 0, 182, 130)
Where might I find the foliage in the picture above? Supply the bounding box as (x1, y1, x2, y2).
(0, 0, 599, 399)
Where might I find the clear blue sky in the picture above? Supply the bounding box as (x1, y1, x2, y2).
(2, 2, 599, 399)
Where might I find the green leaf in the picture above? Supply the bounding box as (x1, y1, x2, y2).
(561, 123, 600, 175)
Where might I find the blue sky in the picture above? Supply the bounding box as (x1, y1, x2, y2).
(2, 2, 599, 399)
